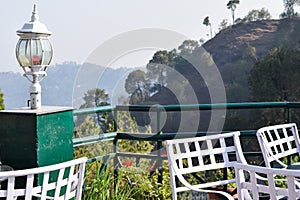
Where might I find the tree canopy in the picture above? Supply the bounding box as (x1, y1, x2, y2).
(78, 88, 111, 132)
(203, 16, 212, 39)
(146, 50, 177, 87)
(80, 88, 109, 109)
(178, 40, 199, 57)
(242, 8, 271, 22)
(250, 47, 300, 102)
(227, 0, 240, 24)
(281, 0, 300, 18)
(125, 70, 146, 95)
(249, 46, 300, 127)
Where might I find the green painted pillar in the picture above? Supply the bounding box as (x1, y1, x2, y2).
(0, 106, 74, 170)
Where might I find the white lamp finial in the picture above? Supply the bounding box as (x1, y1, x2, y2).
(31, 4, 39, 22)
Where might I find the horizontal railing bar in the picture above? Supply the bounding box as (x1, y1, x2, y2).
(73, 105, 115, 115)
(116, 102, 300, 112)
(116, 130, 257, 141)
(73, 132, 117, 147)
(72, 131, 257, 147)
(117, 152, 162, 159)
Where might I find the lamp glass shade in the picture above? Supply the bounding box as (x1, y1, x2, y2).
(16, 38, 53, 67)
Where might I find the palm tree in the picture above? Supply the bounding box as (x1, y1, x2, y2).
(203, 16, 212, 39)
(227, 0, 240, 24)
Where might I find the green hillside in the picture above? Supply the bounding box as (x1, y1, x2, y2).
(202, 18, 300, 103)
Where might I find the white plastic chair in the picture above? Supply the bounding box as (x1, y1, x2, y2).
(0, 157, 87, 200)
(234, 162, 300, 199)
(256, 123, 300, 169)
(165, 131, 248, 200)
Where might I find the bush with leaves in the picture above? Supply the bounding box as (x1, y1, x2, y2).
(121, 164, 172, 200)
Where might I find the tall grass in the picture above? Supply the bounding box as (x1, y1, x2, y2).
(83, 164, 136, 200)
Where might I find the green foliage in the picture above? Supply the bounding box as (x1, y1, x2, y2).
(0, 89, 4, 110)
(121, 166, 172, 200)
(77, 88, 113, 132)
(203, 16, 210, 26)
(281, 0, 300, 18)
(117, 111, 154, 168)
(250, 46, 300, 127)
(221, 59, 253, 103)
(83, 165, 136, 200)
(243, 43, 257, 62)
(81, 163, 172, 200)
(242, 8, 271, 22)
(250, 47, 300, 102)
(218, 19, 229, 31)
(146, 50, 176, 87)
(74, 116, 113, 158)
(74, 111, 170, 199)
(74, 117, 113, 185)
(178, 40, 199, 57)
(76, 116, 101, 137)
(125, 70, 147, 94)
(80, 88, 109, 109)
(203, 16, 212, 38)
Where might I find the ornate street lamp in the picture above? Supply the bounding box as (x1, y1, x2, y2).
(15, 4, 53, 109)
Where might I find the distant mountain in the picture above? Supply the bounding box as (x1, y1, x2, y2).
(0, 62, 138, 109)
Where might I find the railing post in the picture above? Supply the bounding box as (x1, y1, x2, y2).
(113, 106, 119, 188)
(287, 107, 291, 123)
(157, 108, 163, 184)
(113, 137, 119, 188)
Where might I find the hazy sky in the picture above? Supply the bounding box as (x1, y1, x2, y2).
(0, 0, 287, 72)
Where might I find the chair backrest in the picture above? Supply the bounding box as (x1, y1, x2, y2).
(234, 162, 300, 200)
(256, 123, 300, 168)
(0, 157, 87, 200)
(165, 131, 247, 200)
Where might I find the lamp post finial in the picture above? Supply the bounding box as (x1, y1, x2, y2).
(31, 4, 39, 22)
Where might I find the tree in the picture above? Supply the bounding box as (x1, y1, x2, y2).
(80, 88, 109, 109)
(0, 89, 4, 110)
(243, 8, 271, 22)
(147, 50, 176, 87)
(79, 88, 111, 132)
(250, 47, 300, 101)
(250, 47, 300, 127)
(258, 8, 272, 20)
(203, 16, 212, 39)
(243, 43, 257, 62)
(125, 70, 146, 95)
(281, 0, 300, 18)
(218, 19, 229, 31)
(178, 40, 199, 57)
(227, 0, 240, 24)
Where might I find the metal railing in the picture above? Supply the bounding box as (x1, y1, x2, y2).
(73, 101, 300, 183)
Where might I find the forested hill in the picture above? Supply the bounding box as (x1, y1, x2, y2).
(203, 18, 300, 68)
(199, 18, 300, 103)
